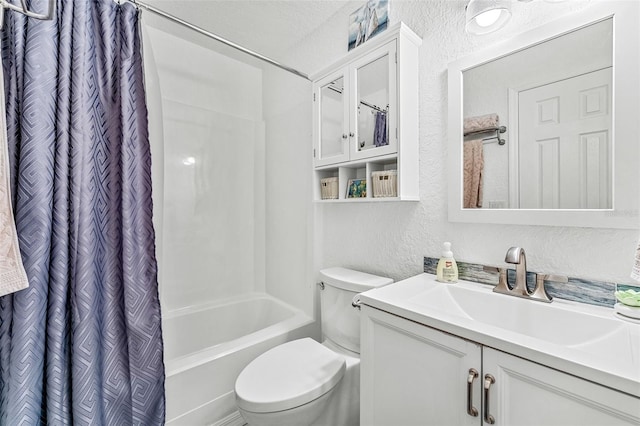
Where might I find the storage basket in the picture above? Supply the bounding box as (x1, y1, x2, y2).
(320, 177, 339, 199)
(372, 170, 398, 198)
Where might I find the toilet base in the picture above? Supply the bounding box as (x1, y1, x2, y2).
(238, 388, 334, 426)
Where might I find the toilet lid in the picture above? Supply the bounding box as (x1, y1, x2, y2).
(235, 338, 346, 413)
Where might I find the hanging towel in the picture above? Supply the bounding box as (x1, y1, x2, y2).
(632, 240, 640, 281)
(464, 113, 499, 134)
(463, 139, 484, 208)
(374, 111, 388, 147)
(0, 49, 29, 297)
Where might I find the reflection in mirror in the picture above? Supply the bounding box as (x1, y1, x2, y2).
(320, 77, 345, 159)
(463, 18, 612, 210)
(357, 54, 389, 152)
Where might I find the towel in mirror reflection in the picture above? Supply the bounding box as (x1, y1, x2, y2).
(463, 139, 484, 208)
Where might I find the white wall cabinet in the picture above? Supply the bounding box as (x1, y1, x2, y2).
(361, 306, 640, 426)
(314, 42, 398, 167)
(311, 23, 421, 202)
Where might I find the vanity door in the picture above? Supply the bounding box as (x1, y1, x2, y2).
(482, 347, 640, 425)
(361, 306, 481, 426)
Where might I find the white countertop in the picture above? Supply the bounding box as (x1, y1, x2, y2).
(359, 273, 640, 398)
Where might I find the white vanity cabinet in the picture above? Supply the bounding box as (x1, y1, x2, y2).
(311, 22, 421, 202)
(361, 306, 640, 426)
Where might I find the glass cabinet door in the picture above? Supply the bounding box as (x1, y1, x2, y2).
(314, 73, 350, 166)
(351, 41, 397, 161)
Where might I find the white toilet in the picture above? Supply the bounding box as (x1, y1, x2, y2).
(234, 267, 393, 426)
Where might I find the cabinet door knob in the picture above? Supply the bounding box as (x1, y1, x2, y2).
(349, 132, 355, 137)
(483, 374, 496, 424)
(342, 134, 348, 139)
(466, 368, 479, 417)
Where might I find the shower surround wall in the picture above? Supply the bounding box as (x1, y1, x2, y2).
(144, 24, 265, 311)
(293, 0, 640, 286)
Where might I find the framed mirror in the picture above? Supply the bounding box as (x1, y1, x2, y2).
(448, 1, 640, 228)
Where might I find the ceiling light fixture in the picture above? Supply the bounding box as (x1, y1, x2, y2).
(465, 0, 512, 35)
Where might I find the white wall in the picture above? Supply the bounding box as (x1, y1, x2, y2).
(143, 19, 267, 312)
(286, 0, 639, 285)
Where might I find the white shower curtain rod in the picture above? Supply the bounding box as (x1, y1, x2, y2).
(0, 2, 310, 80)
(128, 0, 310, 80)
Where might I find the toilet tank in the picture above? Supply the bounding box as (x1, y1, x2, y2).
(319, 267, 393, 354)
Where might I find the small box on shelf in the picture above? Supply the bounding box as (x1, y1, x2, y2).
(320, 177, 339, 199)
(346, 178, 367, 198)
(372, 170, 397, 197)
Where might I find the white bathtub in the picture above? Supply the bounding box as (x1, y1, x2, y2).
(163, 293, 315, 425)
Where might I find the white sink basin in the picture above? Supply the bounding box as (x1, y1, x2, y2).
(408, 282, 625, 346)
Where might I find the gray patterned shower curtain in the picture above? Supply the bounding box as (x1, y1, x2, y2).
(0, 1, 165, 424)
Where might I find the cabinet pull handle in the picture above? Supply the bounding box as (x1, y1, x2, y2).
(483, 374, 496, 425)
(466, 368, 479, 417)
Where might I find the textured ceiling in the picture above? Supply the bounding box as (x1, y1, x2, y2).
(143, 0, 359, 64)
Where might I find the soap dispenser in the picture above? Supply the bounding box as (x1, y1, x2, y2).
(436, 242, 458, 283)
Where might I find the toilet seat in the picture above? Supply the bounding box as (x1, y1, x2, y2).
(235, 338, 346, 413)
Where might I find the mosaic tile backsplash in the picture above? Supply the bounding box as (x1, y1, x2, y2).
(424, 257, 639, 308)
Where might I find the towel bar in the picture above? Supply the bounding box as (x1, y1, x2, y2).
(464, 126, 506, 145)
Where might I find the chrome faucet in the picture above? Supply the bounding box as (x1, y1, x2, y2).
(489, 247, 565, 303)
(504, 247, 529, 297)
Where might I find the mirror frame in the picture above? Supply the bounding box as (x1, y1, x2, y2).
(448, 1, 640, 229)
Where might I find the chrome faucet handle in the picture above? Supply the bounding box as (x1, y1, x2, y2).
(531, 273, 567, 303)
(538, 274, 568, 283)
(484, 266, 511, 295)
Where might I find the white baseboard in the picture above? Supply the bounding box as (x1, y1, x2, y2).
(210, 411, 245, 426)
(167, 390, 245, 426)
